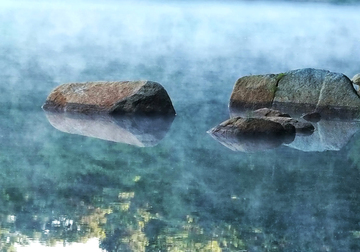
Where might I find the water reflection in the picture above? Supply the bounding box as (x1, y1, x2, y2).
(43, 111, 175, 147)
(286, 119, 360, 152)
(2, 139, 360, 251)
(209, 117, 360, 153)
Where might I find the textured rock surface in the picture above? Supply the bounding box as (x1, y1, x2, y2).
(42, 81, 176, 115)
(252, 108, 290, 118)
(352, 73, 360, 85)
(207, 117, 295, 152)
(230, 68, 360, 119)
(263, 116, 314, 136)
(44, 111, 175, 147)
(229, 74, 279, 112)
(247, 108, 314, 135)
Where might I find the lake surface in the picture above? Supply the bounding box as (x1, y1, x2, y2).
(1, 1, 360, 251)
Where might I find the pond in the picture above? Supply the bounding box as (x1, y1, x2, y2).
(1, 0, 360, 251)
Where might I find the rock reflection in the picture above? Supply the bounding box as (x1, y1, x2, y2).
(209, 118, 360, 152)
(286, 119, 360, 152)
(44, 111, 175, 147)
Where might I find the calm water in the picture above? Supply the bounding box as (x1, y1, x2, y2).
(1, 1, 360, 251)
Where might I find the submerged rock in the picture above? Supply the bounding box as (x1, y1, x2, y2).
(251, 108, 290, 118)
(44, 111, 175, 147)
(352, 73, 360, 85)
(230, 68, 360, 120)
(42, 81, 176, 115)
(207, 117, 295, 152)
(261, 116, 314, 136)
(248, 108, 314, 135)
(352, 73, 360, 93)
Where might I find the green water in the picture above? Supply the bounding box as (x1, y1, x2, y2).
(1, 1, 360, 251)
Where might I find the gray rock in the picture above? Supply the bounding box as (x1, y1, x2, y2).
(248, 108, 314, 135)
(251, 108, 290, 118)
(352, 73, 360, 85)
(207, 117, 295, 152)
(230, 68, 360, 120)
(42, 81, 176, 115)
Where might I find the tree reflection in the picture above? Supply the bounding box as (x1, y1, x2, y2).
(1, 107, 360, 251)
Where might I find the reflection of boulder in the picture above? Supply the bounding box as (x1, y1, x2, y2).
(44, 111, 175, 147)
(285, 119, 360, 152)
(230, 68, 360, 120)
(42, 81, 176, 115)
(207, 117, 295, 152)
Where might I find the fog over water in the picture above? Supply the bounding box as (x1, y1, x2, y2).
(1, 1, 360, 251)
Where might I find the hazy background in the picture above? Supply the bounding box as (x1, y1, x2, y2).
(1, 0, 360, 251)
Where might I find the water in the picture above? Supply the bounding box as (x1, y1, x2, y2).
(1, 0, 360, 251)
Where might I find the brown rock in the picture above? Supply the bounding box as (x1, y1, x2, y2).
(207, 117, 295, 152)
(252, 108, 290, 118)
(243, 108, 314, 135)
(42, 81, 176, 115)
(229, 74, 279, 115)
(264, 117, 314, 136)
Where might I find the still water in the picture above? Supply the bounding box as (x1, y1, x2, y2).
(1, 0, 360, 251)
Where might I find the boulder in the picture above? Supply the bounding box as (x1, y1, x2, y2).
(230, 68, 360, 120)
(229, 74, 279, 113)
(352, 73, 360, 85)
(249, 108, 314, 135)
(251, 108, 290, 118)
(262, 117, 314, 136)
(353, 73, 360, 93)
(207, 117, 295, 152)
(42, 81, 176, 115)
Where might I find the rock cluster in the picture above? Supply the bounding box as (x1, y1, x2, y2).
(42, 68, 360, 151)
(207, 108, 315, 152)
(209, 68, 360, 152)
(230, 68, 360, 120)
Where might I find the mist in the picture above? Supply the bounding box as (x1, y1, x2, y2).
(1, 1, 360, 251)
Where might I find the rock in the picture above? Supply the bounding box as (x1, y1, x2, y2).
(263, 116, 314, 136)
(229, 68, 360, 120)
(248, 108, 314, 135)
(42, 81, 176, 115)
(207, 117, 295, 152)
(229, 74, 279, 113)
(44, 111, 175, 147)
(352, 73, 360, 85)
(252, 108, 290, 118)
(352, 73, 360, 93)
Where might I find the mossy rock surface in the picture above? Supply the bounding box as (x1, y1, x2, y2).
(230, 68, 360, 120)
